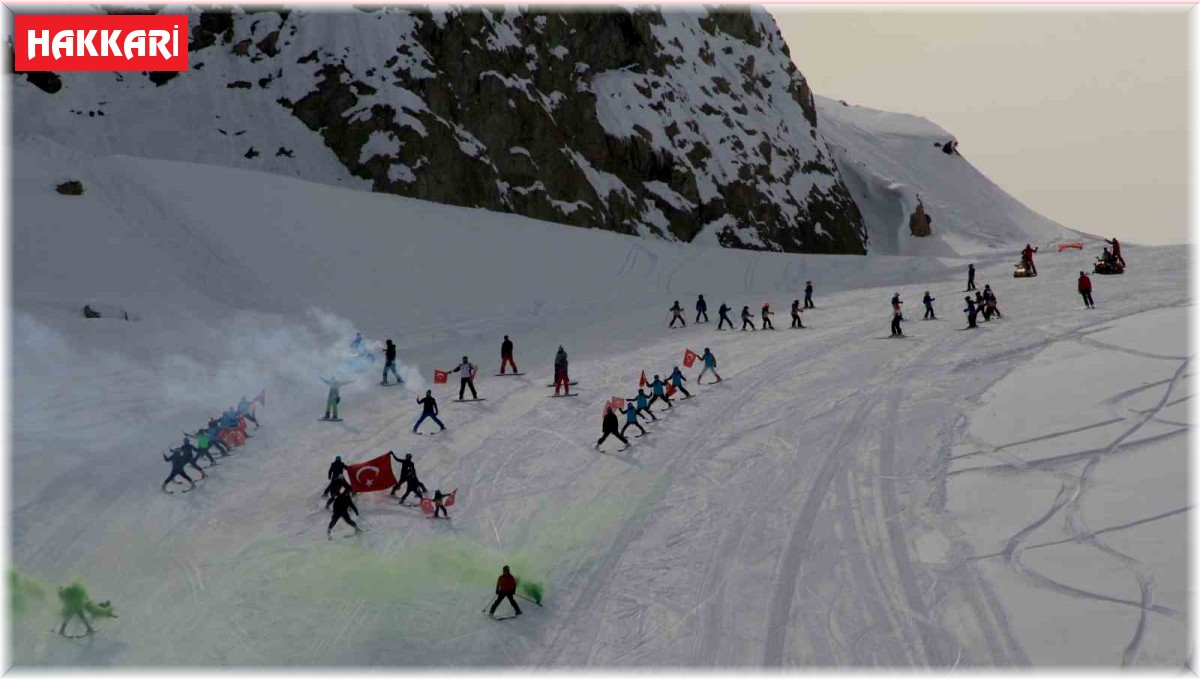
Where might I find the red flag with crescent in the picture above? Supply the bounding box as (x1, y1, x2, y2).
(346, 453, 397, 493)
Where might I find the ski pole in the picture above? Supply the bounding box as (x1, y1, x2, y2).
(515, 593, 543, 607)
(481, 593, 495, 614)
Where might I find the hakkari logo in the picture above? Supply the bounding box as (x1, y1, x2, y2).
(15, 15, 189, 72)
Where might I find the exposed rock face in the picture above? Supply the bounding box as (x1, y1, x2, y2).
(12, 6, 868, 254)
(55, 180, 84, 196)
(909, 199, 932, 237)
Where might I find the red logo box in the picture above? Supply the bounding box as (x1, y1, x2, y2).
(14, 14, 189, 72)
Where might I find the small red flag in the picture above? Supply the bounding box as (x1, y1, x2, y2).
(434, 370, 448, 384)
(444, 489, 457, 507)
(610, 396, 625, 414)
(345, 453, 398, 493)
(639, 371, 648, 388)
(420, 498, 434, 515)
(683, 349, 698, 369)
(666, 383, 677, 397)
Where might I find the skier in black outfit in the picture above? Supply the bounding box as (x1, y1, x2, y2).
(669, 301, 686, 328)
(431, 489, 451, 519)
(964, 297, 979, 328)
(923, 292, 936, 319)
(170, 440, 208, 479)
(413, 391, 445, 433)
(804, 281, 815, 309)
(717, 303, 733, 330)
(388, 452, 417, 496)
(967, 264, 977, 291)
(790, 300, 804, 328)
(382, 339, 402, 384)
(695, 295, 709, 323)
(595, 406, 629, 448)
(182, 436, 216, 468)
(327, 455, 347, 484)
(397, 473, 427, 505)
(761, 304, 775, 330)
(500, 335, 518, 375)
(452, 356, 478, 400)
(327, 486, 361, 536)
(161, 448, 197, 491)
(324, 475, 352, 509)
(741, 306, 756, 331)
(975, 291, 990, 321)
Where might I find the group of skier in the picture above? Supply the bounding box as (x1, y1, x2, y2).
(597, 348, 722, 450)
(671, 282, 816, 333)
(162, 396, 261, 492)
(322, 450, 453, 536)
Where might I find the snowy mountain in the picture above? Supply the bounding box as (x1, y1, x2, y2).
(12, 5, 868, 253)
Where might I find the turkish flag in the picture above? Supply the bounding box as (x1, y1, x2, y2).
(666, 383, 677, 397)
(609, 396, 625, 414)
(346, 453, 397, 493)
(444, 489, 457, 507)
(683, 349, 698, 368)
(639, 371, 648, 388)
(434, 370, 448, 384)
(420, 498, 434, 515)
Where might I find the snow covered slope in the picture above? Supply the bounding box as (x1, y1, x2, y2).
(816, 96, 1084, 256)
(9, 132, 1188, 667)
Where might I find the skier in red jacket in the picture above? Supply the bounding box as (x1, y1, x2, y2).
(1078, 272, 1095, 309)
(1104, 237, 1126, 267)
(489, 566, 522, 617)
(1021, 244, 1039, 275)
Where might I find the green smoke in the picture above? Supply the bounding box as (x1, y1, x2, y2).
(9, 568, 45, 618)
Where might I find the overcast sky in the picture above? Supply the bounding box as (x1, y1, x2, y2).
(770, 8, 1188, 245)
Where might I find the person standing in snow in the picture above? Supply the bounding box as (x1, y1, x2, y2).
(967, 264, 977, 291)
(324, 475, 352, 509)
(430, 489, 451, 519)
(804, 281, 815, 309)
(451, 356, 478, 401)
(595, 405, 629, 449)
(668, 366, 691, 399)
(975, 291, 991, 321)
(620, 401, 647, 437)
(890, 294, 904, 337)
(382, 339, 403, 385)
(669, 301, 686, 328)
(489, 566, 522, 618)
(327, 485, 361, 536)
(1021, 244, 1039, 276)
(204, 417, 230, 456)
(964, 296, 979, 328)
(171, 439, 208, 479)
(717, 303, 734, 330)
(500, 335, 518, 375)
(983, 285, 1002, 318)
(648, 374, 673, 409)
(321, 376, 351, 420)
(413, 390, 445, 433)
(184, 435, 217, 468)
(191, 427, 217, 463)
(698, 348, 722, 384)
(397, 473, 427, 505)
(553, 346, 570, 396)
(627, 389, 657, 421)
(761, 304, 775, 330)
(790, 300, 805, 328)
(1104, 237, 1126, 267)
(1078, 271, 1095, 309)
(923, 291, 936, 319)
(389, 451, 417, 496)
(695, 295, 709, 324)
(161, 447, 198, 492)
(740, 306, 756, 331)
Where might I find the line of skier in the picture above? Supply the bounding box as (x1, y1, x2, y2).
(669, 283, 816, 332)
(597, 348, 721, 450)
(162, 396, 261, 492)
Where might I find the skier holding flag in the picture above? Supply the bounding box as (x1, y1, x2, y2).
(649, 375, 673, 409)
(451, 356, 479, 401)
(620, 400, 647, 437)
(596, 404, 629, 449)
(668, 366, 691, 399)
(698, 348, 721, 384)
(627, 388, 657, 421)
(389, 452, 417, 496)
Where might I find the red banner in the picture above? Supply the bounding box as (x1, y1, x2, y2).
(345, 454, 397, 493)
(639, 371, 648, 388)
(683, 349, 698, 368)
(15, 15, 189, 72)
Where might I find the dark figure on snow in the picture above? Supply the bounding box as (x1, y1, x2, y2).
(183, 435, 216, 468)
(620, 401, 647, 437)
(431, 489, 451, 519)
(489, 566, 522, 618)
(627, 389, 657, 421)
(554, 346, 571, 396)
(649, 375, 674, 409)
(1104, 237, 1126, 267)
(669, 301, 686, 328)
(389, 451, 417, 496)
(324, 475, 352, 509)
(695, 295, 709, 323)
(698, 348, 722, 384)
(327, 455, 347, 486)
(804, 281, 815, 309)
(967, 264, 977, 291)
(596, 406, 629, 449)
(964, 297, 979, 328)
(1078, 272, 1095, 309)
(923, 292, 936, 319)
(1021, 244, 1039, 276)
(975, 291, 990, 321)
(790, 300, 804, 328)
(413, 390, 445, 433)
(162, 447, 198, 491)
(741, 306, 756, 331)
(327, 486, 361, 536)
(890, 294, 904, 336)
(171, 440, 208, 479)
(717, 303, 734, 330)
(761, 304, 775, 330)
(669, 366, 691, 399)
(397, 473, 427, 504)
(452, 356, 478, 400)
(983, 285, 1002, 318)
(382, 339, 402, 384)
(500, 335, 518, 375)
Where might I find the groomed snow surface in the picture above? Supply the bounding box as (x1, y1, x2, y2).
(10, 136, 1189, 667)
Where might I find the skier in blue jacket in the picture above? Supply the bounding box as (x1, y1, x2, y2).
(649, 375, 673, 409)
(620, 402, 647, 437)
(668, 366, 691, 399)
(627, 389, 657, 421)
(697, 348, 722, 384)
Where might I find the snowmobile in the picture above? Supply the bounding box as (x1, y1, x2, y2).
(1093, 257, 1125, 275)
(1013, 261, 1037, 278)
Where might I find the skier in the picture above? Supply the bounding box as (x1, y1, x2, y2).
(648, 375, 673, 409)
(620, 401, 647, 437)
(790, 300, 804, 328)
(324, 475, 352, 509)
(1078, 271, 1095, 309)
(669, 301, 686, 328)
(740, 306, 756, 331)
(184, 435, 216, 468)
(327, 485, 361, 536)
(382, 339, 402, 385)
(397, 473, 427, 505)
(804, 281, 815, 309)
(695, 295, 709, 323)
(1104, 237, 1126, 267)
(923, 291, 936, 319)
(205, 417, 230, 456)
(975, 291, 991, 321)
(553, 346, 570, 396)
(983, 285, 1002, 318)
(698, 348, 722, 384)
(351, 332, 366, 354)
(717, 303, 734, 330)
(963, 296, 979, 329)
(431, 489, 451, 519)
(500, 335, 518, 375)
(57, 583, 115, 637)
(668, 366, 692, 399)
(237, 396, 260, 428)
(967, 263, 977, 291)
(489, 566, 522, 618)
(761, 303, 775, 330)
(595, 405, 629, 449)
(451, 356, 478, 401)
(192, 427, 217, 463)
(161, 447, 198, 492)
(413, 390, 445, 433)
(890, 294, 904, 337)
(387, 451, 417, 495)
(627, 389, 657, 421)
(321, 376, 351, 420)
(327, 455, 347, 485)
(1021, 244, 1039, 276)
(171, 439, 208, 478)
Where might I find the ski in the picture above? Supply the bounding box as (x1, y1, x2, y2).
(413, 431, 443, 436)
(380, 381, 405, 387)
(319, 417, 344, 422)
(490, 615, 518, 621)
(549, 393, 578, 398)
(453, 398, 487, 403)
(493, 372, 525, 377)
(545, 382, 579, 388)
